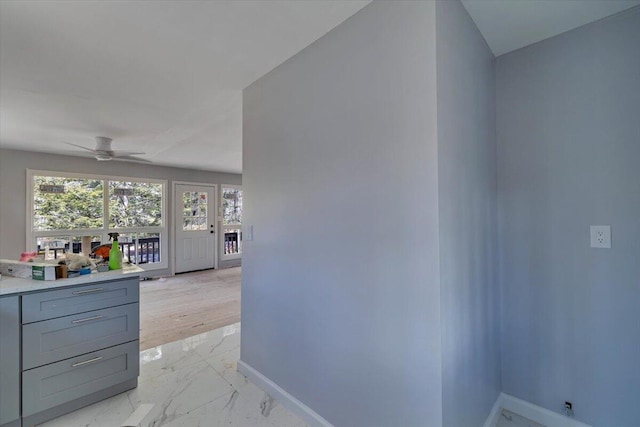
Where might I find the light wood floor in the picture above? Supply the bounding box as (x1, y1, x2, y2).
(139, 267, 241, 350)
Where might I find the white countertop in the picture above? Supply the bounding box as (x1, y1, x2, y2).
(0, 264, 144, 296)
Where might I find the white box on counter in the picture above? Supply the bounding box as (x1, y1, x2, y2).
(0, 259, 58, 280)
(0, 259, 33, 279)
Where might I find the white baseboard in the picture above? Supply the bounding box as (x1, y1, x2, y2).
(482, 393, 504, 427)
(484, 393, 592, 427)
(237, 359, 333, 427)
(237, 363, 593, 427)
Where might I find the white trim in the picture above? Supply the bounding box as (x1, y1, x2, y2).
(483, 393, 592, 427)
(482, 393, 504, 427)
(237, 360, 333, 427)
(172, 180, 219, 187)
(27, 169, 167, 184)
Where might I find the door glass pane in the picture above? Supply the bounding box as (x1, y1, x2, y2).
(182, 191, 207, 231)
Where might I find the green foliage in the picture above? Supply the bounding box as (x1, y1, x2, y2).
(33, 176, 162, 232)
(34, 177, 103, 230)
(222, 188, 242, 225)
(108, 181, 162, 228)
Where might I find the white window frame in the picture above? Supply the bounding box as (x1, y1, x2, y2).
(220, 184, 242, 261)
(26, 169, 168, 271)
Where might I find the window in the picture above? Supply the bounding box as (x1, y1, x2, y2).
(28, 170, 167, 271)
(221, 186, 242, 258)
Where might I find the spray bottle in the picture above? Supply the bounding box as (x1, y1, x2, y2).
(108, 232, 123, 270)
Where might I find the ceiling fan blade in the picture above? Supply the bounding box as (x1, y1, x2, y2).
(111, 150, 146, 157)
(113, 155, 152, 163)
(61, 150, 96, 158)
(64, 142, 96, 153)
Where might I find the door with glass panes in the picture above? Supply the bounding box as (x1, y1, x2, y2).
(174, 184, 216, 273)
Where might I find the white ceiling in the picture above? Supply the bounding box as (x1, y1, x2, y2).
(0, 0, 370, 173)
(2, 1, 638, 173)
(461, 0, 640, 56)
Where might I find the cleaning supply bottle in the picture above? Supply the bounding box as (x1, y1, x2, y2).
(108, 232, 123, 270)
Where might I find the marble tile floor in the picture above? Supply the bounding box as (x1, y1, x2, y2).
(38, 323, 308, 427)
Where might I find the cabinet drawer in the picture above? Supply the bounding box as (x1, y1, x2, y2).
(22, 277, 139, 323)
(23, 303, 139, 370)
(22, 340, 139, 417)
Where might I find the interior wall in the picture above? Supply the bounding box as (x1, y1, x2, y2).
(497, 7, 640, 426)
(435, 1, 501, 426)
(0, 148, 242, 276)
(242, 1, 443, 426)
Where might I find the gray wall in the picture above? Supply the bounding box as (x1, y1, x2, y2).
(435, 1, 500, 427)
(0, 148, 241, 276)
(497, 7, 640, 426)
(242, 1, 443, 426)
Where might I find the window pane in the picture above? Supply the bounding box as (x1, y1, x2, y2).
(137, 233, 161, 264)
(115, 233, 162, 264)
(115, 233, 136, 264)
(222, 188, 242, 225)
(71, 235, 103, 255)
(36, 236, 69, 259)
(224, 228, 242, 255)
(34, 236, 103, 260)
(33, 176, 104, 231)
(109, 181, 163, 228)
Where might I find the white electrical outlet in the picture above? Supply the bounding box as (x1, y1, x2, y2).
(590, 225, 611, 248)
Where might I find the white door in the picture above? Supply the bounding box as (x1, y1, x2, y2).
(174, 184, 216, 273)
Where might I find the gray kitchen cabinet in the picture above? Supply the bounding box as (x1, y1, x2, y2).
(0, 272, 140, 427)
(21, 276, 139, 323)
(0, 296, 20, 427)
(22, 302, 139, 370)
(22, 341, 139, 427)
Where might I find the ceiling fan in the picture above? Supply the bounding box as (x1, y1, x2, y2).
(65, 136, 150, 163)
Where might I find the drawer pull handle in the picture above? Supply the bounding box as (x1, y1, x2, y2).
(72, 288, 104, 295)
(71, 315, 104, 324)
(72, 356, 103, 367)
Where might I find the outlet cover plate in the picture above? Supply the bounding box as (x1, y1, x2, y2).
(590, 225, 611, 248)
